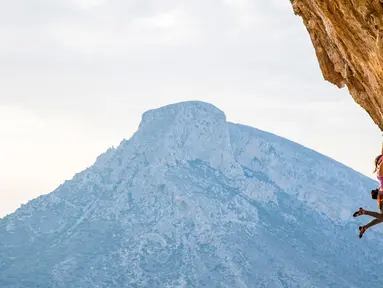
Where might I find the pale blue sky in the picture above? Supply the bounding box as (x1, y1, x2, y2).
(0, 0, 381, 217)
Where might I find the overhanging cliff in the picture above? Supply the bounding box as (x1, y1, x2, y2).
(290, 0, 383, 129)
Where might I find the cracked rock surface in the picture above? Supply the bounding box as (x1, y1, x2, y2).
(290, 0, 383, 129)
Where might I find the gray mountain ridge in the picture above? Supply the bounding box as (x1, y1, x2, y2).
(0, 101, 381, 287)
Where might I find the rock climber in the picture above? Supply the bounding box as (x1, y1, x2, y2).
(353, 145, 383, 238)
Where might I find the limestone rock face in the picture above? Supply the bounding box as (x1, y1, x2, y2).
(290, 0, 383, 129)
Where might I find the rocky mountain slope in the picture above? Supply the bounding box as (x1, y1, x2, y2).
(0, 101, 381, 287)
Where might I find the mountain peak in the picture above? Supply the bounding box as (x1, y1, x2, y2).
(129, 101, 242, 177)
(139, 101, 226, 131)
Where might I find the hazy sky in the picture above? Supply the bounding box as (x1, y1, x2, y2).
(1, 0, 381, 217)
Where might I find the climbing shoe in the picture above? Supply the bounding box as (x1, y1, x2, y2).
(353, 207, 365, 217)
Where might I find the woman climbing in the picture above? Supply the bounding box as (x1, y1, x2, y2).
(353, 153, 383, 238)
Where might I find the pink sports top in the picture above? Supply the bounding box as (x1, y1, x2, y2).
(377, 156, 383, 191)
